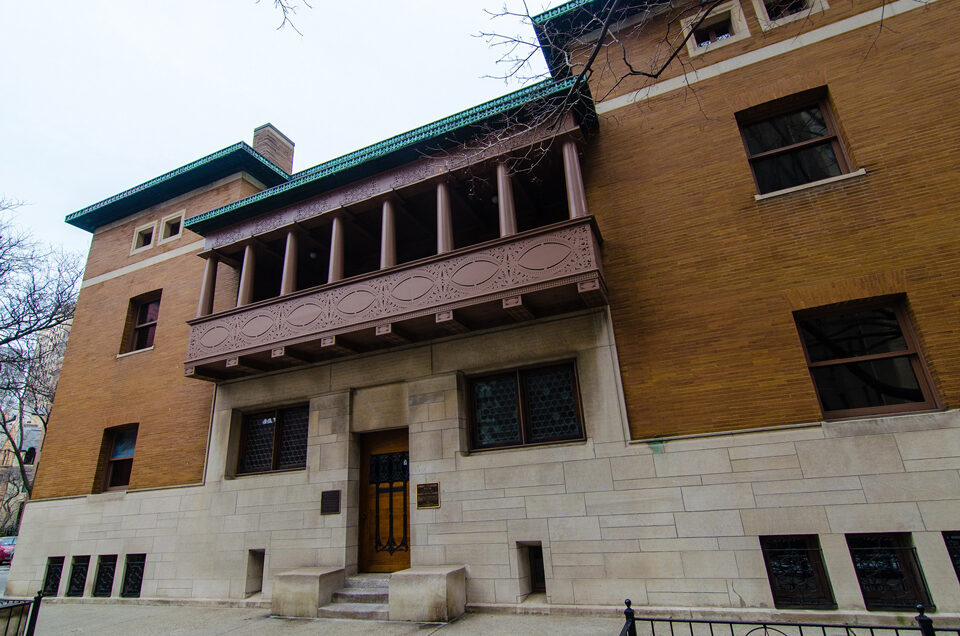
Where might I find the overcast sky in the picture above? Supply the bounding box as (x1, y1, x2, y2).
(1, 1, 561, 255)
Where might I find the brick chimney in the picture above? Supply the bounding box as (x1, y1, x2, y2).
(252, 123, 295, 174)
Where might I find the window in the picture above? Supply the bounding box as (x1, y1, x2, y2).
(93, 554, 117, 597)
(846, 533, 933, 611)
(121, 291, 161, 354)
(682, 1, 750, 57)
(468, 361, 584, 451)
(737, 89, 851, 194)
(236, 405, 308, 474)
(158, 211, 184, 244)
(121, 554, 146, 598)
(42, 556, 65, 596)
(752, 0, 828, 31)
(131, 221, 156, 254)
(759, 535, 836, 609)
(795, 299, 938, 419)
(66, 555, 90, 597)
(944, 532, 960, 584)
(102, 425, 137, 491)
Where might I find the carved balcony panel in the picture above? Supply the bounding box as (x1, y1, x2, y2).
(185, 218, 605, 381)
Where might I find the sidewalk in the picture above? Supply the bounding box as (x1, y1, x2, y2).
(34, 603, 625, 635)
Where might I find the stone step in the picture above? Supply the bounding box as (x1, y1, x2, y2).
(344, 574, 390, 589)
(317, 602, 389, 620)
(332, 587, 388, 604)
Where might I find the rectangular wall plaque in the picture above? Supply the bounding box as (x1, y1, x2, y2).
(320, 489, 341, 515)
(417, 482, 440, 509)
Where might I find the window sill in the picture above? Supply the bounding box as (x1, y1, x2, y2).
(117, 346, 154, 359)
(465, 437, 587, 455)
(227, 466, 306, 480)
(754, 168, 866, 201)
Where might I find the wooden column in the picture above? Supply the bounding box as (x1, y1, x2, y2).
(237, 244, 256, 307)
(436, 182, 454, 254)
(280, 230, 298, 295)
(496, 161, 518, 237)
(196, 255, 218, 317)
(380, 200, 396, 269)
(328, 215, 345, 284)
(562, 139, 588, 219)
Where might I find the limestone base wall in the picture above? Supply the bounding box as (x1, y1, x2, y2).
(10, 310, 960, 619)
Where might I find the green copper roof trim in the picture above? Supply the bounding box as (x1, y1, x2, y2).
(65, 142, 291, 230)
(185, 77, 578, 232)
(533, 0, 597, 25)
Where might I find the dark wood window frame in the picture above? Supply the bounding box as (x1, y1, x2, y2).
(846, 533, 934, 612)
(736, 88, 852, 195)
(759, 535, 836, 609)
(236, 404, 309, 476)
(102, 424, 138, 492)
(794, 297, 939, 420)
(466, 360, 586, 452)
(120, 290, 161, 354)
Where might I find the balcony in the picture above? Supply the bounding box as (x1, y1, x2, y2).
(184, 217, 604, 380)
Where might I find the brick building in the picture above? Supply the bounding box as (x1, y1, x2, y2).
(9, 0, 960, 622)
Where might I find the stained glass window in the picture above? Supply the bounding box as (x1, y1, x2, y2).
(759, 535, 835, 609)
(469, 362, 583, 450)
(237, 405, 308, 474)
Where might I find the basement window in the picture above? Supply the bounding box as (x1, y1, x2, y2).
(752, 0, 829, 31)
(759, 535, 836, 609)
(682, 1, 750, 57)
(846, 533, 933, 611)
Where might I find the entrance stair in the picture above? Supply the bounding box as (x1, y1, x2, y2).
(317, 573, 390, 620)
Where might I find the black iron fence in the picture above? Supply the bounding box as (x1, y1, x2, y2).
(619, 601, 959, 636)
(0, 592, 43, 636)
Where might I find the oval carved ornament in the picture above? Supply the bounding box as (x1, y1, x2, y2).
(287, 302, 324, 327)
(240, 314, 274, 338)
(337, 289, 377, 314)
(517, 242, 572, 271)
(391, 275, 435, 302)
(198, 325, 230, 349)
(450, 258, 501, 287)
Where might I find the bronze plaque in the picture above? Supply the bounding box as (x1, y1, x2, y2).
(320, 490, 341, 515)
(416, 482, 440, 509)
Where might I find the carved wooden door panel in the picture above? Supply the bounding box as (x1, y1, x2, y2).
(358, 428, 410, 573)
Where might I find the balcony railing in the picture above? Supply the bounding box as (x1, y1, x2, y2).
(185, 217, 605, 380)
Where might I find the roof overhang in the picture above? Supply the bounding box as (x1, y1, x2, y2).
(185, 77, 594, 236)
(65, 143, 291, 233)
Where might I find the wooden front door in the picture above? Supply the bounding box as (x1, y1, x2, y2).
(358, 428, 411, 573)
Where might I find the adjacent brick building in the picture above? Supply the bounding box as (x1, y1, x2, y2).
(9, 0, 960, 621)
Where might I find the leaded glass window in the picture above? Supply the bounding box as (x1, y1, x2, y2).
(66, 555, 90, 597)
(237, 404, 308, 474)
(944, 532, 960, 584)
(43, 556, 64, 596)
(846, 533, 934, 611)
(93, 554, 117, 597)
(121, 554, 146, 598)
(469, 362, 584, 450)
(759, 535, 835, 609)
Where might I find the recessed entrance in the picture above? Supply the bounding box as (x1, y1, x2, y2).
(358, 428, 411, 573)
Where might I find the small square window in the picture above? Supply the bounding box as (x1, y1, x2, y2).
(737, 89, 852, 195)
(120, 291, 161, 354)
(752, 0, 828, 31)
(759, 535, 836, 609)
(236, 405, 308, 475)
(131, 222, 156, 254)
(158, 211, 185, 244)
(794, 299, 938, 420)
(100, 425, 138, 491)
(468, 361, 585, 451)
(846, 533, 934, 611)
(682, 1, 750, 57)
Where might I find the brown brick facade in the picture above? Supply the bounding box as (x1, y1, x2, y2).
(584, 2, 960, 439)
(33, 178, 250, 498)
